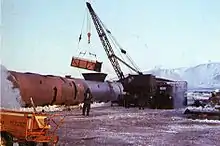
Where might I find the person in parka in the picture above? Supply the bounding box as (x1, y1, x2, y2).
(82, 88, 93, 116)
(138, 93, 145, 110)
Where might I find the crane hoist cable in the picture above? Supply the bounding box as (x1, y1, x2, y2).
(107, 33, 140, 72)
(73, 1, 97, 75)
(73, 4, 87, 76)
(98, 15, 140, 71)
(87, 9, 91, 44)
(77, 3, 95, 58)
(77, 3, 87, 47)
(98, 17, 141, 73)
(75, 9, 85, 75)
(86, 2, 142, 77)
(96, 18, 132, 71)
(108, 36, 134, 74)
(85, 8, 98, 60)
(126, 54, 141, 71)
(90, 13, 131, 73)
(106, 31, 125, 63)
(108, 33, 141, 72)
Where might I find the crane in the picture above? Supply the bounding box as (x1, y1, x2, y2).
(86, 2, 156, 107)
(86, 2, 142, 81)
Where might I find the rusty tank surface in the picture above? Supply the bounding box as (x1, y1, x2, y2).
(9, 71, 81, 107)
(7, 70, 187, 109)
(65, 75, 124, 104)
(7, 71, 124, 107)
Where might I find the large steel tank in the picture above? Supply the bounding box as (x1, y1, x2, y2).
(67, 78, 87, 104)
(9, 71, 78, 107)
(8, 71, 124, 107)
(83, 80, 123, 102)
(9, 71, 52, 107)
(108, 81, 124, 102)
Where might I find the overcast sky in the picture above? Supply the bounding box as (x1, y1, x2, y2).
(1, 0, 220, 79)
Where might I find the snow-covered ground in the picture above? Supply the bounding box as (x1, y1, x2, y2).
(52, 107, 220, 146)
(0, 102, 111, 113)
(186, 106, 219, 113)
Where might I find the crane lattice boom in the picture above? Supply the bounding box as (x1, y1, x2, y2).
(86, 2, 125, 79)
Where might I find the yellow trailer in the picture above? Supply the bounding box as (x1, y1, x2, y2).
(0, 109, 64, 146)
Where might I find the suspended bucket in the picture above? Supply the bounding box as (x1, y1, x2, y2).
(70, 56, 102, 72)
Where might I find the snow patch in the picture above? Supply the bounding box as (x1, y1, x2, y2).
(186, 106, 219, 112)
(190, 119, 220, 124)
(18, 102, 112, 113)
(91, 102, 112, 108)
(0, 64, 23, 110)
(169, 124, 214, 132)
(19, 105, 79, 112)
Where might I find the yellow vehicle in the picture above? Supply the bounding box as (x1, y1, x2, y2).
(0, 108, 64, 146)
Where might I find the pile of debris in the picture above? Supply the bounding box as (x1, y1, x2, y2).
(184, 89, 220, 120)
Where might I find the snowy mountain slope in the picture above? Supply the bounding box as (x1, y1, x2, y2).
(214, 75, 220, 81)
(147, 68, 183, 81)
(146, 63, 220, 89)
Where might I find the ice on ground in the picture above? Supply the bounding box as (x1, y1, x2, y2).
(91, 102, 112, 108)
(186, 106, 219, 112)
(190, 119, 220, 124)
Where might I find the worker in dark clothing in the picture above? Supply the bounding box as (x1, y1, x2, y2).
(82, 88, 93, 116)
(138, 93, 145, 110)
(124, 93, 130, 108)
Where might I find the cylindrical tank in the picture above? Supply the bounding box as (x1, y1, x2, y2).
(82, 80, 124, 102)
(108, 81, 124, 102)
(10, 71, 52, 107)
(9, 71, 78, 107)
(8, 71, 123, 107)
(83, 80, 111, 102)
(68, 78, 87, 104)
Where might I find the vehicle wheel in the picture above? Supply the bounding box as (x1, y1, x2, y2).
(0, 132, 13, 146)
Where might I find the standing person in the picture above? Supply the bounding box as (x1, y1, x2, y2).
(82, 88, 93, 116)
(138, 93, 145, 110)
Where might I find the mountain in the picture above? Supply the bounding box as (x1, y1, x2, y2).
(146, 63, 220, 89)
